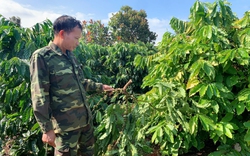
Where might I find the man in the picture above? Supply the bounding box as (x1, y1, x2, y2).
(30, 15, 113, 156)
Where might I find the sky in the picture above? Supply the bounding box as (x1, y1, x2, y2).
(0, 0, 249, 43)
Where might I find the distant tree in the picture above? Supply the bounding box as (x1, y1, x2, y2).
(9, 16, 21, 27)
(109, 6, 157, 44)
(81, 19, 112, 46)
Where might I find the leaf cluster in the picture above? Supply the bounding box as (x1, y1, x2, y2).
(0, 16, 53, 155)
(108, 6, 157, 44)
(1, 1, 250, 155)
(135, 0, 250, 155)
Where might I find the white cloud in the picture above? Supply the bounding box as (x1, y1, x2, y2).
(75, 12, 95, 21)
(0, 0, 60, 27)
(0, 0, 94, 28)
(0, 0, 172, 44)
(101, 12, 116, 25)
(147, 18, 173, 44)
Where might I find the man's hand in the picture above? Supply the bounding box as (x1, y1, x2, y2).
(103, 85, 114, 91)
(42, 130, 56, 147)
(103, 84, 114, 96)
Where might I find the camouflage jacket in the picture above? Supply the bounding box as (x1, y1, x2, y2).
(30, 42, 103, 133)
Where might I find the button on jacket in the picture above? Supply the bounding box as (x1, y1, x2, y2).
(30, 42, 103, 133)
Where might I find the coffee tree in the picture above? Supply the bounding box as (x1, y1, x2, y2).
(1, 0, 250, 155)
(0, 15, 53, 155)
(135, 0, 250, 155)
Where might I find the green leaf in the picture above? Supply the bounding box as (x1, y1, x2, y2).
(163, 126, 174, 143)
(22, 108, 31, 122)
(211, 83, 220, 97)
(218, 50, 230, 64)
(5, 61, 12, 75)
(221, 113, 233, 122)
(178, 87, 186, 97)
(200, 99, 211, 108)
(246, 102, 250, 111)
(225, 76, 239, 87)
(199, 84, 208, 97)
(224, 127, 233, 139)
(105, 150, 118, 155)
(99, 132, 109, 140)
(233, 14, 249, 28)
(219, 0, 226, 18)
(225, 64, 237, 75)
(7, 112, 19, 118)
(211, 101, 219, 114)
(239, 47, 248, 56)
(189, 115, 198, 135)
(96, 110, 102, 123)
(187, 77, 200, 90)
(235, 102, 245, 115)
(147, 125, 159, 133)
(207, 25, 212, 39)
(202, 61, 215, 80)
(20, 81, 27, 93)
(209, 150, 227, 156)
(189, 60, 202, 79)
(215, 82, 231, 95)
(152, 129, 158, 143)
(158, 127, 163, 137)
(31, 123, 40, 131)
(244, 130, 250, 142)
(13, 28, 21, 40)
(18, 62, 27, 77)
(12, 88, 19, 102)
(193, 99, 211, 108)
(237, 48, 249, 65)
(105, 116, 113, 134)
(202, 26, 213, 39)
(198, 114, 215, 131)
(243, 121, 250, 128)
(4, 89, 12, 104)
(157, 127, 163, 142)
(115, 111, 124, 125)
(215, 123, 224, 136)
(130, 143, 138, 156)
(189, 83, 202, 97)
(237, 88, 250, 101)
(206, 84, 214, 99)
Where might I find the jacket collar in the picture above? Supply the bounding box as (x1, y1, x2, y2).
(48, 41, 71, 56)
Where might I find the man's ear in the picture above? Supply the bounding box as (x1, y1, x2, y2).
(59, 30, 65, 39)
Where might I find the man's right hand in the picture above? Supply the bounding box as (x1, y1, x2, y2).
(42, 130, 56, 147)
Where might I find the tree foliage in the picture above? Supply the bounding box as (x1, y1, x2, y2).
(0, 15, 53, 155)
(81, 19, 112, 46)
(1, 1, 250, 155)
(0, 13, 155, 155)
(109, 6, 157, 44)
(135, 0, 250, 155)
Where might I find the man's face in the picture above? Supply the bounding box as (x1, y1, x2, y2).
(62, 26, 82, 52)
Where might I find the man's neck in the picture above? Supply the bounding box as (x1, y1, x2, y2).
(53, 39, 66, 54)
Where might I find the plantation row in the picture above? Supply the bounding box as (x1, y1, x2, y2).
(0, 0, 250, 155)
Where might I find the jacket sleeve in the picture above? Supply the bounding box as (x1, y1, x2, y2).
(82, 79, 103, 92)
(30, 52, 53, 134)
